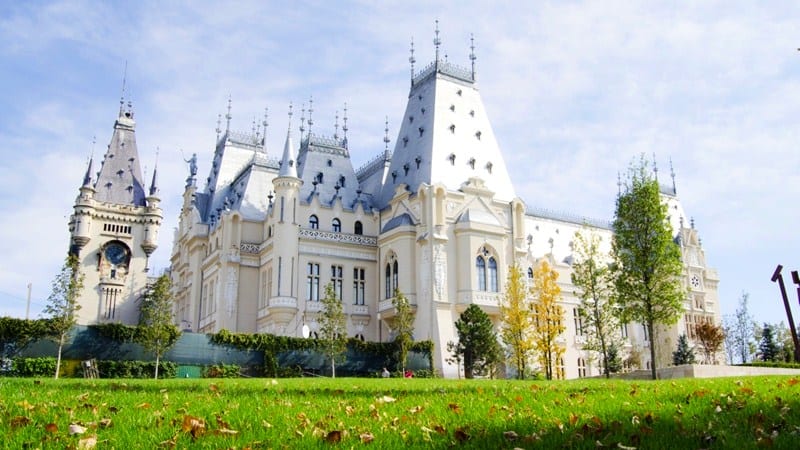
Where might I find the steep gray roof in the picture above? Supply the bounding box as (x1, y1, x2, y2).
(297, 133, 367, 210)
(93, 109, 146, 206)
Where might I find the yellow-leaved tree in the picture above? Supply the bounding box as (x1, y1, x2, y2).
(531, 260, 565, 380)
(500, 265, 534, 379)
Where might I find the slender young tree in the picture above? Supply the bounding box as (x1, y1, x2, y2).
(44, 254, 84, 379)
(571, 229, 619, 378)
(758, 323, 779, 362)
(672, 334, 696, 365)
(694, 321, 725, 364)
(390, 288, 414, 373)
(530, 260, 565, 380)
(319, 282, 347, 378)
(612, 157, 685, 380)
(500, 265, 534, 379)
(448, 304, 501, 379)
(721, 315, 737, 365)
(732, 292, 755, 364)
(138, 274, 180, 379)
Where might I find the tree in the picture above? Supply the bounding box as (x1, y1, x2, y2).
(612, 157, 685, 380)
(138, 274, 180, 379)
(390, 288, 414, 373)
(530, 260, 565, 380)
(571, 229, 619, 378)
(774, 322, 796, 363)
(731, 292, 755, 364)
(721, 315, 737, 364)
(319, 282, 347, 378)
(605, 342, 623, 374)
(694, 321, 725, 364)
(500, 265, 534, 379)
(672, 334, 696, 365)
(758, 323, 779, 362)
(447, 304, 501, 379)
(44, 254, 84, 379)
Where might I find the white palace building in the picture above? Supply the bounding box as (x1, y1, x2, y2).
(69, 34, 720, 379)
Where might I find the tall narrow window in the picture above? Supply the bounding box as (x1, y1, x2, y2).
(476, 256, 486, 291)
(309, 215, 319, 229)
(306, 263, 320, 301)
(332, 218, 341, 232)
(354, 221, 363, 235)
(620, 323, 628, 339)
(573, 307, 584, 336)
(392, 260, 399, 292)
(577, 358, 587, 378)
(353, 268, 365, 305)
(642, 324, 649, 341)
(488, 257, 498, 292)
(385, 263, 392, 299)
(331, 265, 343, 300)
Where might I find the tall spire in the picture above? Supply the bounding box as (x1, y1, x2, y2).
(262, 107, 269, 147)
(469, 34, 477, 80)
(670, 157, 677, 194)
(119, 60, 128, 117)
(334, 110, 339, 140)
(299, 103, 306, 140)
(215, 113, 222, 140)
(342, 102, 349, 148)
(82, 136, 96, 187)
(149, 148, 159, 196)
(279, 103, 297, 178)
(383, 116, 390, 157)
(307, 96, 314, 136)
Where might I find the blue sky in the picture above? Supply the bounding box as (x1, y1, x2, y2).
(1, 1, 798, 327)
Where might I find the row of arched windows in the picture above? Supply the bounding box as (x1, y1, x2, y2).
(385, 255, 399, 299)
(476, 255, 498, 292)
(309, 215, 363, 235)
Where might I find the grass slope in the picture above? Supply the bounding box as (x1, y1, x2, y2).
(1, 376, 799, 448)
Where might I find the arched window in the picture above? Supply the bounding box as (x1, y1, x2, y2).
(332, 218, 341, 232)
(527, 267, 533, 279)
(309, 215, 319, 229)
(476, 256, 486, 291)
(392, 260, 399, 292)
(354, 220, 363, 235)
(488, 257, 498, 292)
(385, 254, 399, 299)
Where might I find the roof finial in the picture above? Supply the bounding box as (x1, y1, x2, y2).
(225, 95, 232, 133)
(617, 171, 622, 196)
(119, 60, 128, 116)
(469, 33, 477, 80)
(652, 152, 658, 181)
(252, 116, 257, 138)
(299, 103, 306, 139)
(434, 20, 441, 63)
(287, 102, 293, 133)
(262, 107, 269, 147)
(149, 147, 159, 196)
(383, 116, 390, 154)
(215, 113, 222, 139)
(670, 157, 677, 194)
(334, 110, 339, 140)
(342, 103, 349, 149)
(307, 96, 314, 136)
(409, 37, 416, 82)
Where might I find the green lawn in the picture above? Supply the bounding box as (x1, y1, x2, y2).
(1, 376, 798, 448)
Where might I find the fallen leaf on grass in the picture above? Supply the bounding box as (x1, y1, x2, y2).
(359, 432, 374, 443)
(45, 423, 58, 433)
(99, 418, 112, 428)
(11, 416, 31, 428)
(454, 426, 470, 442)
(377, 395, 396, 403)
(434, 425, 446, 434)
(215, 414, 232, 429)
(448, 403, 462, 414)
(787, 378, 798, 387)
(16, 400, 34, 411)
(325, 430, 342, 443)
(78, 435, 98, 449)
(504, 431, 519, 441)
(181, 415, 206, 439)
(136, 402, 151, 409)
(69, 423, 88, 435)
(569, 413, 579, 426)
(214, 428, 239, 436)
(408, 405, 424, 414)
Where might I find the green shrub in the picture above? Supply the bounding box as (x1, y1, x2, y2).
(11, 357, 60, 377)
(741, 361, 800, 369)
(204, 363, 240, 378)
(97, 360, 177, 378)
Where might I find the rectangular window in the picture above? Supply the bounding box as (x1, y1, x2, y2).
(331, 265, 343, 301)
(573, 308, 584, 336)
(306, 263, 320, 301)
(353, 268, 365, 305)
(620, 323, 628, 339)
(642, 324, 649, 341)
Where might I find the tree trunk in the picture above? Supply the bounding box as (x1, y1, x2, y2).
(154, 354, 160, 379)
(54, 334, 64, 379)
(648, 321, 657, 380)
(331, 358, 336, 379)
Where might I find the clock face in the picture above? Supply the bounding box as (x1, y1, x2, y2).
(690, 275, 701, 289)
(104, 243, 128, 266)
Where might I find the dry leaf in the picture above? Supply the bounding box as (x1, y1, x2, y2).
(45, 423, 58, 433)
(504, 431, 519, 441)
(325, 430, 342, 443)
(214, 428, 239, 436)
(181, 415, 206, 439)
(99, 418, 112, 428)
(434, 425, 446, 434)
(455, 426, 470, 442)
(69, 423, 88, 435)
(136, 402, 151, 409)
(448, 403, 462, 413)
(261, 420, 272, 428)
(108, 406, 119, 414)
(209, 384, 220, 392)
(11, 416, 31, 428)
(408, 405, 424, 414)
(787, 378, 798, 386)
(617, 443, 636, 450)
(345, 405, 355, 416)
(359, 432, 374, 443)
(570, 413, 579, 426)
(378, 395, 396, 403)
(77, 392, 90, 401)
(216, 414, 232, 429)
(78, 435, 98, 449)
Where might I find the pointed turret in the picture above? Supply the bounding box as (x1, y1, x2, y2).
(278, 105, 298, 178)
(82, 157, 94, 188)
(93, 104, 147, 206)
(149, 163, 159, 197)
(377, 29, 515, 207)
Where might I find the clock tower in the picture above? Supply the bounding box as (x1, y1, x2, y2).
(67, 100, 162, 325)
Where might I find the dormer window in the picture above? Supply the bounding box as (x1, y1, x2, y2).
(409, 116, 414, 123)
(449, 124, 456, 134)
(457, 89, 462, 96)
(339, 175, 346, 187)
(392, 170, 398, 183)
(403, 163, 409, 175)
(418, 95, 423, 101)
(327, 159, 333, 167)
(475, 131, 482, 140)
(468, 158, 476, 169)
(449, 104, 455, 112)
(485, 162, 493, 174)
(418, 127, 424, 137)
(315, 172, 324, 184)
(421, 107, 426, 115)
(469, 110, 475, 117)
(403, 136, 408, 147)
(415, 155, 422, 169)
(448, 153, 456, 165)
